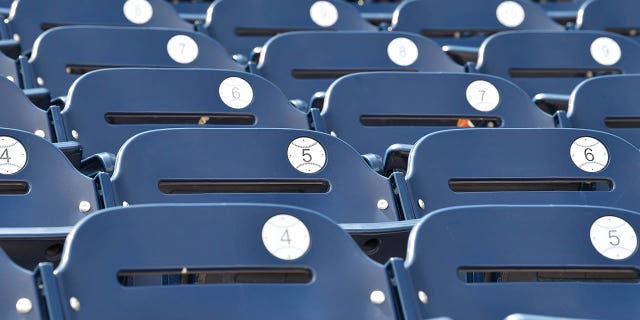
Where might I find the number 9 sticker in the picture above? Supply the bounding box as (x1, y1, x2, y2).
(570, 136, 609, 173)
(590, 216, 637, 260)
(288, 137, 327, 174)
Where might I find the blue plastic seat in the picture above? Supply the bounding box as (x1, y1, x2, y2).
(204, 0, 376, 56)
(27, 26, 241, 98)
(52, 203, 400, 319)
(0, 76, 52, 140)
(577, 0, 640, 42)
(565, 75, 640, 148)
(391, 0, 562, 48)
(0, 127, 101, 268)
(318, 72, 554, 160)
(401, 205, 640, 319)
(0, 249, 43, 319)
(255, 31, 463, 103)
(5, 0, 191, 53)
(474, 31, 640, 99)
(60, 68, 309, 158)
(404, 128, 640, 217)
(109, 128, 402, 224)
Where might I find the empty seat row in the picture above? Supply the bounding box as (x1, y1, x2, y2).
(0, 203, 636, 319)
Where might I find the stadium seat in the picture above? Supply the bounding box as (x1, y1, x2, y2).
(4, 0, 191, 54)
(0, 249, 44, 319)
(400, 205, 640, 319)
(60, 68, 310, 159)
(50, 203, 401, 319)
(391, 0, 562, 49)
(577, 0, 640, 42)
(255, 31, 463, 104)
(25, 26, 241, 99)
(108, 128, 404, 223)
(564, 74, 640, 148)
(204, 0, 376, 57)
(531, 0, 588, 24)
(0, 128, 102, 268)
(170, 1, 212, 21)
(404, 128, 640, 217)
(0, 76, 52, 140)
(317, 72, 554, 166)
(473, 30, 640, 111)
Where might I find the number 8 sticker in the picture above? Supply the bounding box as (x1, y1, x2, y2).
(287, 137, 327, 174)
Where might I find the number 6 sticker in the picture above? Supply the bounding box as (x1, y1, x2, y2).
(570, 136, 609, 173)
(287, 137, 327, 174)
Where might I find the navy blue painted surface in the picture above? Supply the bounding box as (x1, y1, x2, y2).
(577, 0, 640, 42)
(61, 68, 308, 157)
(405, 205, 640, 319)
(0, 76, 51, 140)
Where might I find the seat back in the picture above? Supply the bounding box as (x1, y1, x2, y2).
(62, 68, 309, 156)
(392, 0, 562, 47)
(29, 26, 240, 97)
(404, 128, 640, 216)
(0, 249, 43, 320)
(320, 72, 554, 157)
(567, 74, 640, 148)
(0, 128, 99, 227)
(110, 128, 400, 223)
(205, 0, 376, 56)
(0, 76, 51, 140)
(405, 205, 640, 319)
(475, 31, 640, 97)
(54, 203, 397, 319)
(256, 31, 463, 102)
(577, 0, 640, 42)
(7, 0, 191, 52)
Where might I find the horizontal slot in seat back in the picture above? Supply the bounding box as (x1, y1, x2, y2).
(54, 203, 398, 320)
(204, 0, 376, 56)
(320, 72, 554, 159)
(28, 26, 241, 98)
(256, 31, 463, 102)
(405, 128, 640, 217)
(404, 205, 640, 319)
(475, 30, 640, 98)
(110, 128, 400, 224)
(61, 68, 309, 157)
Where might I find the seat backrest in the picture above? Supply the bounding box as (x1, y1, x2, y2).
(475, 30, 640, 97)
(0, 128, 99, 227)
(110, 128, 400, 223)
(0, 76, 52, 140)
(28, 26, 241, 98)
(0, 249, 42, 320)
(61, 68, 309, 156)
(567, 74, 640, 148)
(256, 31, 463, 102)
(577, 0, 640, 42)
(392, 0, 562, 47)
(205, 0, 376, 56)
(404, 128, 640, 216)
(320, 72, 554, 157)
(54, 203, 397, 319)
(7, 0, 191, 52)
(405, 205, 640, 319)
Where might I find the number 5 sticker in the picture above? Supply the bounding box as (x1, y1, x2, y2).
(591, 216, 637, 260)
(288, 137, 327, 174)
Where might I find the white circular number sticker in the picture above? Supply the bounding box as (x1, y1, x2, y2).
(310, 1, 338, 28)
(570, 136, 609, 173)
(262, 214, 311, 260)
(219, 77, 254, 109)
(0, 136, 27, 175)
(387, 37, 419, 67)
(466, 80, 500, 112)
(288, 137, 327, 174)
(590, 37, 621, 66)
(496, 1, 525, 28)
(123, 0, 153, 25)
(167, 35, 199, 64)
(590, 216, 637, 260)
